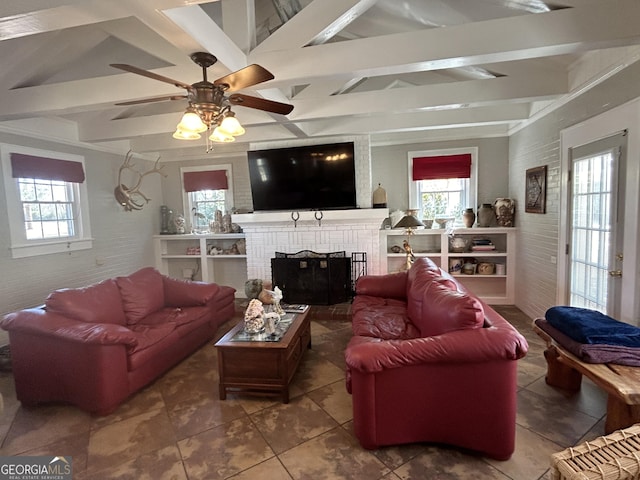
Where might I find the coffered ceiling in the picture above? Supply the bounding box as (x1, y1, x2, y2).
(1, 0, 639, 157)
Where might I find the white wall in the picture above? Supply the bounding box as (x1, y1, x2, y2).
(509, 59, 640, 321)
(371, 137, 510, 213)
(0, 133, 162, 317)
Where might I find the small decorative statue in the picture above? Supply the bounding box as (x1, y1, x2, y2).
(403, 239, 416, 270)
(174, 213, 186, 234)
(272, 286, 284, 315)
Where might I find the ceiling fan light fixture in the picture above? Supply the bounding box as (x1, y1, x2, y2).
(173, 129, 201, 140)
(177, 107, 207, 133)
(210, 127, 235, 143)
(218, 111, 245, 136)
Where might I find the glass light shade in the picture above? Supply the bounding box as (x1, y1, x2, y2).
(173, 129, 201, 140)
(177, 110, 207, 133)
(218, 113, 245, 136)
(209, 127, 235, 143)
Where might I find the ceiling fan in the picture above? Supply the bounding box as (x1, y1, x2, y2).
(110, 52, 293, 143)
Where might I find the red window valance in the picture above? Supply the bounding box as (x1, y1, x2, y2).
(412, 153, 472, 180)
(10, 153, 85, 183)
(183, 170, 228, 192)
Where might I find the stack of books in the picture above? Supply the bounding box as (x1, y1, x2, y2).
(470, 237, 496, 252)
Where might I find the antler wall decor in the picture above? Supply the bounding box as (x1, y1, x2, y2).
(114, 151, 167, 211)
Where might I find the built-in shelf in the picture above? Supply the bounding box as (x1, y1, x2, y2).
(154, 234, 247, 296)
(381, 227, 516, 304)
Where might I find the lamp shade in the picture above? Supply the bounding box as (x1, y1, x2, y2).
(218, 112, 245, 136)
(177, 109, 207, 133)
(209, 127, 235, 143)
(173, 129, 201, 140)
(394, 215, 424, 229)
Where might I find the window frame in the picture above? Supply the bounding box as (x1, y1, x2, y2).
(408, 147, 478, 221)
(1, 144, 93, 258)
(181, 164, 234, 231)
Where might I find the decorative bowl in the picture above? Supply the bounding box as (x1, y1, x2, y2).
(449, 236, 469, 253)
(435, 217, 455, 229)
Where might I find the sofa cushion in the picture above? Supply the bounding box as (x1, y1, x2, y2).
(406, 264, 449, 325)
(142, 306, 211, 328)
(352, 295, 419, 340)
(116, 267, 165, 325)
(127, 322, 179, 371)
(414, 282, 485, 337)
(45, 278, 127, 326)
(163, 277, 220, 307)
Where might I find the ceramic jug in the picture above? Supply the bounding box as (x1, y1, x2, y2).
(462, 208, 475, 228)
(477, 204, 494, 227)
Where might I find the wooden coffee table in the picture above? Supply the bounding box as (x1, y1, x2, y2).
(215, 307, 311, 403)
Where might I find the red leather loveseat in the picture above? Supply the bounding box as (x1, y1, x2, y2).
(346, 257, 528, 460)
(1, 267, 235, 415)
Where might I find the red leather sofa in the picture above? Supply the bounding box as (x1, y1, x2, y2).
(1, 267, 235, 415)
(346, 257, 528, 460)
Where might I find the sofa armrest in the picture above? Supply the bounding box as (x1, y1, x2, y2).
(163, 276, 220, 307)
(345, 324, 528, 373)
(355, 271, 407, 299)
(1, 308, 138, 347)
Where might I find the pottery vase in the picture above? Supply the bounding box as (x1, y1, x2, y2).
(462, 208, 475, 228)
(477, 204, 494, 227)
(494, 198, 515, 227)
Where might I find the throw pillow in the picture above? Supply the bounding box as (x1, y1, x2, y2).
(116, 267, 165, 325)
(46, 278, 127, 326)
(415, 282, 484, 337)
(163, 276, 220, 307)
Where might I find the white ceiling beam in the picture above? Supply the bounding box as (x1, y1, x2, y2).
(252, 0, 377, 54)
(0, 0, 212, 42)
(289, 74, 565, 121)
(163, 4, 248, 74)
(0, 73, 187, 119)
(298, 104, 531, 136)
(250, 0, 640, 87)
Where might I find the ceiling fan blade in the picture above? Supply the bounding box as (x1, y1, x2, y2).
(115, 95, 187, 106)
(110, 63, 193, 90)
(214, 65, 274, 92)
(229, 93, 293, 115)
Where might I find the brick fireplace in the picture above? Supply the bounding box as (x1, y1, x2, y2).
(232, 209, 388, 284)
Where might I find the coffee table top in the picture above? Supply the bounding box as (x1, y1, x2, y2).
(215, 307, 309, 348)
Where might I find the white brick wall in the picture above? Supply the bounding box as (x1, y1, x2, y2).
(235, 209, 388, 282)
(0, 134, 160, 317)
(509, 60, 640, 320)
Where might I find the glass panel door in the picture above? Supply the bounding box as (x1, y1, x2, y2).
(568, 133, 625, 316)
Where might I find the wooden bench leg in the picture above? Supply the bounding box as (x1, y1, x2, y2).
(544, 346, 582, 391)
(605, 395, 640, 434)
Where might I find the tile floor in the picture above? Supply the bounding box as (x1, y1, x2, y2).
(0, 304, 609, 479)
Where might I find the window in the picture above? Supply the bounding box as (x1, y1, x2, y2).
(19, 178, 76, 239)
(181, 164, 233, 232)
(408, 148, 478, 224)
(1, 144, 92, 258)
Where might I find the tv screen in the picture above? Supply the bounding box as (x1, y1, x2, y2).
(247, 142, 357, 212)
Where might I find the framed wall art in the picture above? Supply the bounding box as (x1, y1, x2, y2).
(525, 165, 547, 213)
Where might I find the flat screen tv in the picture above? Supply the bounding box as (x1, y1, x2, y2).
(247, 142, 357, 212)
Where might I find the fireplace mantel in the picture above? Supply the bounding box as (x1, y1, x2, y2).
(233, 208, 389, 282)
(233, 208, 387, 227)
